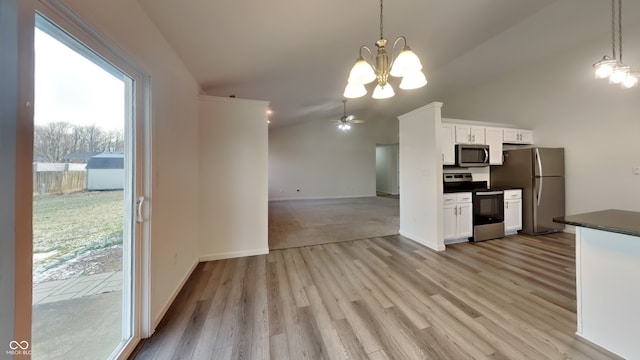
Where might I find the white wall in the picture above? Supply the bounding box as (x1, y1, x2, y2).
(441, 21, 640, 216)
(376, 144, 399, 195)
(199, 96, 269, 260)
(269, 115, 398, 200)
(59, 0, 202, 330)
(398, 103, 445, 251)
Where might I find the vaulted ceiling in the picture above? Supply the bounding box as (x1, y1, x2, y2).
(136, 0, 640, 128)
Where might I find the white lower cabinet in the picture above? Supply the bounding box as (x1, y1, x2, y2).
(443, 192, 473, 243)
(504, 189, 522, 235)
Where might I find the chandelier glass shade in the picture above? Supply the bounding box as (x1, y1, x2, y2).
(344, 0, 427, 99)
(593, 0, 638, 88)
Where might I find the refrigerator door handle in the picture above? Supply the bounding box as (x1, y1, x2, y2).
(535, 148, 543, 177)
(537, 177, 543, 207)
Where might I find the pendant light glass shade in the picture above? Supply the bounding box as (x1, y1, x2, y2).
(343, 82, 367, 98)
(609, 64, 630, 84)
(399, 70, 428, 90)
(390, 47, 422, 77)
(593, 56, 618, 79)
(622, 72, 639, 88)
(348, 58, 377, 85)
(372, 84, 395, 99)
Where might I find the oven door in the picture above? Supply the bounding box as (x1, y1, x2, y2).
(473, 190, 504, 225)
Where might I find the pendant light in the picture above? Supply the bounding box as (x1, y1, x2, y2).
(343, 0, 427, 99)
(593, 0, 638, 88)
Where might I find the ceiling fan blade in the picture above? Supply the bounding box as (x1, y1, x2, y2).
(350, 119, 366, 124)
(346, 114, 356, 122)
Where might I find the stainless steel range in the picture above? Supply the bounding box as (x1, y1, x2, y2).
(444, 173, 505, 242)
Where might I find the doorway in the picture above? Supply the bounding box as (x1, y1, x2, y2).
(375, 143, 399, 198)
(31, 14, 143, 359)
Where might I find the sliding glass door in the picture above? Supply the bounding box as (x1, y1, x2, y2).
(31, 12, 145, 359)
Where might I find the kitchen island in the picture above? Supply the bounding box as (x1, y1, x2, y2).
(554, 210, 640, 359)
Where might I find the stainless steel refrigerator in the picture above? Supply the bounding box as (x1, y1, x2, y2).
(491, 147, 565, 235)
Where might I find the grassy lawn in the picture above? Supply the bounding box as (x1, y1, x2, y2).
(33, 190, 124, 274)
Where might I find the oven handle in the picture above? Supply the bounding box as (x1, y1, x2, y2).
(474, 191, 504, 196)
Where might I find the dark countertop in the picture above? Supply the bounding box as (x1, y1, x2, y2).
(553, 209, 640, 237)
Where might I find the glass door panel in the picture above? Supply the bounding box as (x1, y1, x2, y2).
(31, 14, 135, 359)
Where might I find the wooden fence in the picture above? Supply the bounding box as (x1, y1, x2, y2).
(33, 163, 86, 194)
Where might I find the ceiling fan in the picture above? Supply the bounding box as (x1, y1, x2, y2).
(333, 99, 365, 131)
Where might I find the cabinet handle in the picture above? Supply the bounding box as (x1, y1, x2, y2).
(506, 201, 509, 209)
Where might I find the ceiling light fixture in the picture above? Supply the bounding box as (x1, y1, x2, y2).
(335, 99, 365, 131)
(343, 0, 427, 99)
(593, 0, 638, 88)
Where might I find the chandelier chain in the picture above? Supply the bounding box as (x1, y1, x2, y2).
(618, 0, 622, 62)
(611, 0, 616, 59)
(379, 0, 384, 40)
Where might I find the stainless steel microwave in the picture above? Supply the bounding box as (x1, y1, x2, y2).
(456, 144, 490, 167)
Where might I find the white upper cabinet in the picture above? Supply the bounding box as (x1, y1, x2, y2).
(441, 119, 533, 166)
(503, 128, 534, 144)
(455, 125, 485, 144)
(441, 124, 455, 165)
(484, 127, 503, 165)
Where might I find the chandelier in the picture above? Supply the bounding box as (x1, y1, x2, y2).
(343, 0, 427, 99)
(593, 0, 638, 88)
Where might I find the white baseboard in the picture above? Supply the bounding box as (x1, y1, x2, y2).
(152, 259, 199, 331)
(269, 194, 376, 201)
(199, 248, 269, 262)
(399, 230, 446, 251)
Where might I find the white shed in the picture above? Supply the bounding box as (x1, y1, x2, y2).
(86, 153, 124, 190)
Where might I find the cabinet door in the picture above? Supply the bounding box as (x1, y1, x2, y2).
(457, 202, 473, 238)
(441, 124, 455, 165)
(518, 130, 533, 144)
(484, 128, 503, 165)
(443, 204, 457, 240)
(503, 128, 534, 144)
(504, 199, 522, 234)
(503, 129, 519, 143)
(470, 126, 485, 144)
(455, 126, 471, 144)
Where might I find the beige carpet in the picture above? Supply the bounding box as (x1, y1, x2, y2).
(268, 196, 399, 250)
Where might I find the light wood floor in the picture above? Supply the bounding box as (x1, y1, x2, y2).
(130, 233, 620, 359)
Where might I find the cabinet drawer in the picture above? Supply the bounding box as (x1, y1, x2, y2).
(456, 192, 472, 203)
(443, 194, 457, 204)
(504, 189, 522, 200)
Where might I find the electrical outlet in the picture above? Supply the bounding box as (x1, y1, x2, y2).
(633, 167, 640, 176)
